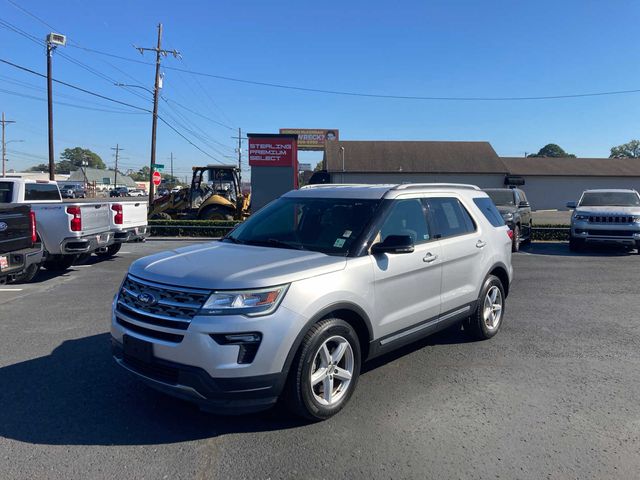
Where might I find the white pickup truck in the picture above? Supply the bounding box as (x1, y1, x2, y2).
(0, 178, 120, 270)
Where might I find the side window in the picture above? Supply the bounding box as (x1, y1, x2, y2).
(427, 197, 477, 239)
(473, 197, 505, 227)
(24, 183, 60, 201)
(378, 199, 430, 244)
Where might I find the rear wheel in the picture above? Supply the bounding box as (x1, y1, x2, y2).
(465, 275, 505, 340)
(11, 263, 40, 283)
(199, 205, 234, 221)
(95, 243, 122, 258)
(522, 221, 533, 245)
(284, 318, 361, 421)
(42, 255, 76, 271)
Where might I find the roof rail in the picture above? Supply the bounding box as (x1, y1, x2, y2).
(300, 183, 374, 190)
(391, 183, 481, 191)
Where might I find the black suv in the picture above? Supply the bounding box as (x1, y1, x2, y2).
(484, 188, 532, 252)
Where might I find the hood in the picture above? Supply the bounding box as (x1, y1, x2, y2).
(496, 205, 517, 215)
(575, 206, 640, 215)
(128, 241, 346, 290)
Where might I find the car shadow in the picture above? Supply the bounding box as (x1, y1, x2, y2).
(518, 242, 637, 257)
(0, 333, 307, 446)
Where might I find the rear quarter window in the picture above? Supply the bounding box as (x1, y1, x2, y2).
(473, 197, 505, 227)
(25, 183, 61, 201)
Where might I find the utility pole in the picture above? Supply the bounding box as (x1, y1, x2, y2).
(111, 144, 123, 188)
(231, 127, 245, 186)
(1, 113, 16, 177)
(170, 152, 174, 185)
(46, 33, 66, 181)
(135, 24, 180, 206)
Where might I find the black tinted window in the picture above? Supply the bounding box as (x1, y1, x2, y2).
(25, 183, 60, 201)
(379, 199, 431, 244)
(428, 197, 476, 238)
(0, 181, 13, 203)
(473, 197, 505, 227)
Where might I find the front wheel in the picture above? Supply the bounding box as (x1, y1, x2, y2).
(284, 318, 361, 421)
(465, 275, 505, 340)
(569, 236, 584, 252)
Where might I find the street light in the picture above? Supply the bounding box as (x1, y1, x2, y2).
(46, 32, 66, 180)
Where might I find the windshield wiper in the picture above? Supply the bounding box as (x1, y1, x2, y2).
(245, 238, 306, 250)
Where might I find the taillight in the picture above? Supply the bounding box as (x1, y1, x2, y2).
(66, 206, 82, 232)
(29, 210, 37, 243)
(507, 229, 514, 240)
(111, 204, 123, 224)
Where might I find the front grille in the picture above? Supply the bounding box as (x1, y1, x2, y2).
(589, 216, 633, 224)
(122, 355, 180, 384)
(116, 317, 184, 343)
(586, 229, 637, 237)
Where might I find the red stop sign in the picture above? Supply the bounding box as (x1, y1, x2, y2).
(152, 171, 162, 186)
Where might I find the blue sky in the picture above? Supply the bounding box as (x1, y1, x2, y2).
(1, 0, 639, 178)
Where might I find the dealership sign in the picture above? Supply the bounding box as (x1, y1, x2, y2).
(248, 134, 298, 167)
(279, 129, 339, 151)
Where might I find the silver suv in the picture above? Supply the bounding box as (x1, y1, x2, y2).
(111, 184, 513, 420)
(567, 189, 640, 252)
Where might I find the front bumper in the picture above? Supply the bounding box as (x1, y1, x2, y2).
(113, 226, 149, 243)
(571, 224, 640, 246)
(111, 338, 282, 414)
(61, 231, 114, 254)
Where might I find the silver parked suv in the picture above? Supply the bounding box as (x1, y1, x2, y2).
(567, 189, 640, 252)
(111, 184, 513, 420)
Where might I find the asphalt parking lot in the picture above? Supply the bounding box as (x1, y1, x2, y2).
(1, 240, 639, 479)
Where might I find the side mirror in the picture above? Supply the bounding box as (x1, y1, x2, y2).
(371, 235, 415, 254)
(566, 201, 577, 209)
(519, 201, 530, 208)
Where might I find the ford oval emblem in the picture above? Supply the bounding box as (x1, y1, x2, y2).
(137, 292, 157, 306)
(0, 222, 7, 232)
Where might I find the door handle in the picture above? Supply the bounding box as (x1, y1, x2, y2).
(423, 252, 438, 263)
(476, 240, 487, 249)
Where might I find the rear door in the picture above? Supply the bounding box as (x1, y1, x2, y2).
(371, 196, 442, 338)
(427, 196, 485, 315)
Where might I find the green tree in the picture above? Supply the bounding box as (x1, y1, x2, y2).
(58, 147, 106, 172)
(28, 163, 50, 172)
(129, 166, 150, 182)
(609, 140, 640, 158)
(527, 144, 575, 158)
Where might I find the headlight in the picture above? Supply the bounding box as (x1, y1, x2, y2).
(574, 214, 589, 221)
(200, 285, 289, 316)
(502, 212, 513, 221)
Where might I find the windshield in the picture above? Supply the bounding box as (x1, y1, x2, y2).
(225, 197, 380, 255)
(484, 190, 515, 206)
(579, 191, 640, 207)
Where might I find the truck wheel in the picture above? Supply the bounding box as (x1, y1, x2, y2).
(11, 263, 41, 283)
(511, 225, 521, 252)
(96, 243, 122, 258)
(465, 275, 505, 340)
(199, 206, 233, 221)
(43, 255, 76, 271)
(569, 236, 584, 252)
(522, 222, 533, 245)
(284, 318, 361, 421)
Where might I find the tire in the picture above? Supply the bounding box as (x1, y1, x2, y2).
(569, 236, 584, 252)
(284, 318, 361, 421)
(465, 275, 505, 340)
(42, 255, 76, 271)
(11, 263, 41, 283)
(511, 225, 521, 252)
(149, 212, 173, 220)
(96, 243, 122, 258)
(199, 205, 234, 221)
(522, 222, 533, 245)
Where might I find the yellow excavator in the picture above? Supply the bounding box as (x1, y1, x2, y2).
(149, 165, 250, 220)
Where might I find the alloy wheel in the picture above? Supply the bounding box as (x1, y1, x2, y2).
(483, 286, 503, 331)
(309, 335, 354, 406)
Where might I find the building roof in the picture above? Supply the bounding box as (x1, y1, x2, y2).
(324, 141, 507, 174)
(502, 157, 640, 177)
(68, 168, 136, 186)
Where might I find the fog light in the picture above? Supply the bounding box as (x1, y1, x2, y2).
(210, 332, 262, 364)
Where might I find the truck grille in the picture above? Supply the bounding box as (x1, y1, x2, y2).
(115, 275, 210, 342)
(588, 216, 634, 224)
(586, 229, 636, 237)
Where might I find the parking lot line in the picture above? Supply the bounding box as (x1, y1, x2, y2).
(0, 288, 23, 292)
(73, 265, 92, 268)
